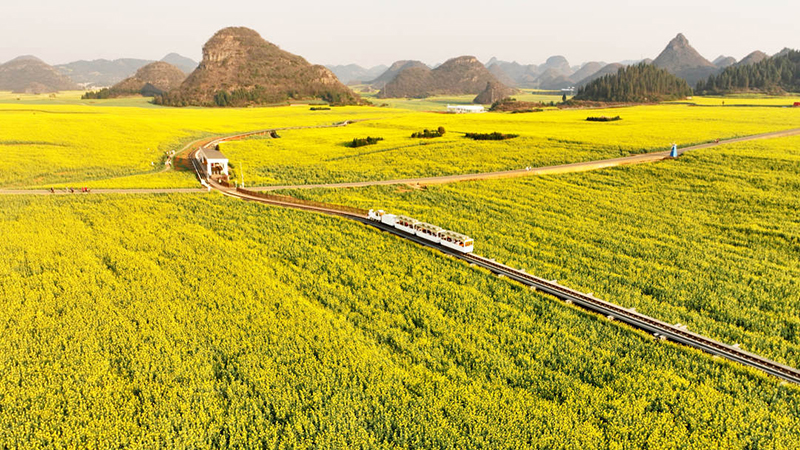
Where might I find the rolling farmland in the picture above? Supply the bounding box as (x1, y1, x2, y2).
(2, 88, 800, 448)
(287, 135, 800, 368)
(1, 194, 800, 448)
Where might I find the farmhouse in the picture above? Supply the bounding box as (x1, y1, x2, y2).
(447, 104, 485, 114)
(195, 146, 229, 177)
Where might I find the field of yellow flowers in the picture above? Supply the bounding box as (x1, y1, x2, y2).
(0, 192, 798, 448)
(288, 134, 800, 370)
(2, 92, 798, 189)
(221, 102, 799, 186)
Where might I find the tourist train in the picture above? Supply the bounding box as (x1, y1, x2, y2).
(368, 209, 474, 253)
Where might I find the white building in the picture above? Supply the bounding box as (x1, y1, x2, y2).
(446, 104, 485, 114)
(195, 146, 229, 177)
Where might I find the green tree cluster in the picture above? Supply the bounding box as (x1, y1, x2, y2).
(81, 88, 113, 100)
(464, 132, 519, 140)
(574, 63, 693, 102)
(696, 50, 800, 94)
(411, 127, 446, 138)
(347, 136, 384, 148)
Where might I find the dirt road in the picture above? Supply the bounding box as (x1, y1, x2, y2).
(2, 127, 799, 195)
(0, 188, 206, 195)
(247, 127, 800, 191)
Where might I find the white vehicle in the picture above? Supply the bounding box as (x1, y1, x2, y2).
(368, 209, 383, 221)
(414, 222, 442, 244)
(394, 215, 419, 234)
(438, 230, 474, 253)
(368, 209, 397, 226)
(370, 209, 475, 253)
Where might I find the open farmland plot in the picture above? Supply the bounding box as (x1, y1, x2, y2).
(0, 194, 799, 448)
(675, 95, 800, 106)
(286, 135, 800, 369)
(0, 98, 401, 189)
(221, 103, 800, 187)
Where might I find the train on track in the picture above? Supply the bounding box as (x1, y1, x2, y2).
(368, 209, 474, 253)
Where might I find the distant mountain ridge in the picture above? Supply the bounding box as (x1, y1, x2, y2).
(485, 56, 596, 89)
(55, 54, 196, 88)
(377, 56, 507, 98)
(55, 58, 152, 88)
(161, 53, 198, 74)
(570, 62, 604, 83)
(111, 61, 186, 96)
(652, 33, 717, 86)
(369, 60, 429, 87)
(325, 64, 388, 85)
(0, 55, 78, 93)
(736, 51, 768, 67)
(576, 63, 624, 87)
(712, 55, 737, 68)
(156, 27, 360, 107)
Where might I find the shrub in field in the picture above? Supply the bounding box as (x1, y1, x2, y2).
(411, 128, 445, 138)
(81, 88, 112, 100)
(489, 97, 546, 113)
(586, 116, 622, 122)
(347, 136, 384, 147)
(464, 132, 519, 140)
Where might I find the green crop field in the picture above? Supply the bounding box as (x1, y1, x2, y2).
(286, 134, 800, 368)
(1, 193, 799, 448)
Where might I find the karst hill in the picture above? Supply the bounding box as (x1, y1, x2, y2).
(157, 27, 360, 107)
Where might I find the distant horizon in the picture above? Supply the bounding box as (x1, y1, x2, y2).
(2, 0, 797, 69)
(4, 38, 794, 72)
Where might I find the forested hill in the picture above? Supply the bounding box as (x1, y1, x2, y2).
(695, 49, 800, 94)
(573, 63, 692, 103)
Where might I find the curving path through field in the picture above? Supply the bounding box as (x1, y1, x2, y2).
(4, 121, 800, 382)
(2, 127, 799, 195)
(247, 127, 800, 191)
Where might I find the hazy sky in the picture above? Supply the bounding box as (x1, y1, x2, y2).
(2, 0, 797, 67)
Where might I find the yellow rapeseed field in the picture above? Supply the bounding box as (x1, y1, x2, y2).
(0, 97, 402, 188)
(2, 93, 798, 189)
(287, 134, 800, 368)
(221, 103, 800, 186)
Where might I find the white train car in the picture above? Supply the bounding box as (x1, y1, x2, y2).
(414, 222, 443, 244)
(370, 209, 475, 253)
(438, 230, 474, 253)
(368, 209, 396, 226)
(394, 215, 419, 235)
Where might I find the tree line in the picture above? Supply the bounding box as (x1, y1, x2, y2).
(696, 50, 800, 94)
(574, 63, 692, 103)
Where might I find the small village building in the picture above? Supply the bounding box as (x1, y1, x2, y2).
(447, 104, 485, 114)
(195, 146, 229, 177)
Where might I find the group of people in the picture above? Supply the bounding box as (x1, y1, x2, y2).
(50, 187, 91, 194)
